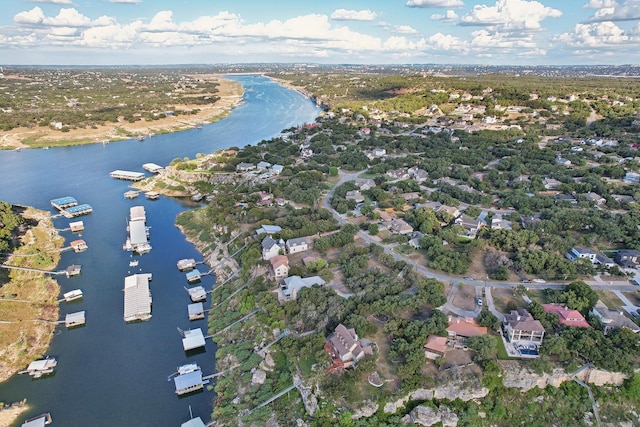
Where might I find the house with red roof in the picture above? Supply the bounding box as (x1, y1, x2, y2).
(324, 324, 373, 372)
(446, 316, 488, 344)
(543, 304, 590, 328)
(424, 334, 448, 360)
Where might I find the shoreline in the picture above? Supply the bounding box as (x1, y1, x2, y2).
(0, 401, 29, 427)
(0, 75, 244, 151)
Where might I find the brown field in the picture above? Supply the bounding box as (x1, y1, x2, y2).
(451, 283, 477, 311)
(490, 287, 526, 313)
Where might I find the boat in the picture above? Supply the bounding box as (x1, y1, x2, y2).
(129, 259, 139, 267)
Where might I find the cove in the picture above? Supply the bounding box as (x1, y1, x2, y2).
(0, 74, 320, 426)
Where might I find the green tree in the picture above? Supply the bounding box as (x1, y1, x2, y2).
(477, 309, 501, 331)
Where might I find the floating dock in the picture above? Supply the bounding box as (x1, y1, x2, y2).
(20, 357, 57, 378)
(124, 206, 152, 255)
(177, 258, 196, 271)
(181, 328, 206, 351)
(187, 286, 206, 302)
(174, 363, 208, 395)
(70, 240, 88, 252)
(51, 196, 77, 210)
(142, 163, 164, 174)
(186, 269, 202, 283)
(21, 412, 52, 427)
(65, 311, 86, 328)
(130, 206, 146, 222)
(123, 273, 152, 322)
(110, 170, 145, 181)
(188, 303, 205, 321)
(65, 264, 82, 277)
(69, 220, 84, 232)
(181, 416, 206, 427)
(63, 204, 93, 218)
(62, 289, 83, 302)
(145, 191, 160, 200)
(124, 190, 140, 199)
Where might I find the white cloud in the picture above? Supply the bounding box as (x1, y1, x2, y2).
(109, 0, 142, 3)
(147, 10, 178, 31)
(460, 0, 562, 30)
(431, 10, 459, 21)
(584, 0, 617, 8)
(27, 0, 73, 4)
(14, 7, 114, 27)
(427, 32, 467, 51)
(407, 0, 464, 7)
(556, 21, 632, 47)
(586, 0, 640, 22)
(330, 9, 377, 21)
(395, 25, 418, 34)
(470, 29, 536, 48)
(14, 7, 46, 25)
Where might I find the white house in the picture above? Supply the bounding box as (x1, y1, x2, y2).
(278, 275, 325, 302)
(262, 236, 284, 260)
(286, 237, 309, 254)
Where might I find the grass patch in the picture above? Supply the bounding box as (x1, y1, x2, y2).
(495, 334, 518, 360)
(596, 290, 625, 310)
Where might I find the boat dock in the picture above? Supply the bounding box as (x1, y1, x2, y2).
(124, 206, 152, 255)
(185, 269, 202, 283)
(65, 311, 86, 328)
(173, 363, 209, 395)
(180, 328, 206, 351)
(21, 412, 52, 427)
(123, 273, 152, 322)
(124, 190, 140, 199)
(110, 170, 145, 181)
(142, 163, 164, 174)
(181, 416, 206, 427)
(177, 258, 197, 271)
(51, 196, 77, 210)
(186, 286, 206, 302)
(65, 264, 82, 277)
(70, 239, 88, 252)
(62, 204, 93, 218)
(188, 303, 205, 321)
(145, 191, 160, 200)
(69, 220, 84, 232)
(62, 289, 83, 302)
(19, 357, 57, 378)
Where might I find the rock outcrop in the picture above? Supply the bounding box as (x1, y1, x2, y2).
(385, 381, 489, 414)
(351, 400, 379, 419)
(403, 405, 459, 426)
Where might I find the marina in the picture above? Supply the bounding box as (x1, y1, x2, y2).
(110, 170, 145, 181)
(20, 358, 57, 379)
(62, 289, 83, 302)
(123, 273, 152, 322)
(65, 311, 86, 328)
(177, 258, 197, 271)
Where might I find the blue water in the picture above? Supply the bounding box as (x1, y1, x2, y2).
(0, 75, 320, 426)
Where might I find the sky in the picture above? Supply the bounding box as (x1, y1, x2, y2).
(1, 0, 640, 65)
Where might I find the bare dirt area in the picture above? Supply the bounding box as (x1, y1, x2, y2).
(466, 252, 487, 279)
(0, 76, 243, 150)
(0, 402, 28, 427)
(368, 318, 400, 392)
(490, 287, 525, 312)
(450, 284, 478, 311)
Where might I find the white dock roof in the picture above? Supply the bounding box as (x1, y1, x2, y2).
(65, 311, 86, 326)
(123, 274, 152, 322)
(181, 417, 206, 427)
(129, 220, 148, 246)
(188, 302, 204, 316)
(130, 205, 146, 222)
(182, 328, 206, 351)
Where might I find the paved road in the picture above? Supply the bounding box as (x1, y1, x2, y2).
(321, 169, 639, 294)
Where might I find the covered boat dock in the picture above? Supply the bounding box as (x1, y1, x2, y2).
(65, 311, 86, 328)
(188, 303, 205, 321)
(181, 328, 206, 351)
(123, 273, 152, 322)
(110, 170, 145, 181)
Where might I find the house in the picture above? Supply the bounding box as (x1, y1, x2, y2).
(454, 214, 484, 239)
(271, 164, 284, 175)
(555, 194, 577, 204)
(565, 247, 597, 264)
(408, 231, 425, 249)
(357, 179, 376, 191)
(401, 192, 421, 202)
(591, 301, 640, 334)
(278, 275, 325, 302)
(345, 190, 365, 203)
(436, 205, 461, 219)
(372, 148, 386, 157)
(388, 218, 414, 235)
(286, 237, 308, 254)
(386, 168, 410, 180)
(256, 191, 274, 206)
(555, 156, 571, 166)
(543, 178, 562, 190)
(256, 161, 272, 171)
(236, 162, 256, 172)
(446, 317, 488, 344)
(324, 324, 373, 372)
(270, 255, 289, 280)
(262, 236, 284, 260)
(491, 215, 512, 230)
(503, 309, 545, 346)
(424, 335, 448, 360)
(256, 224, 282, 236)
(614, 249, 640, 269)
(542, 304, 590, 328)
(584, 192, 606, 205)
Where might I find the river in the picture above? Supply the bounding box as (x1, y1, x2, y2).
(0, 74, 320, 427)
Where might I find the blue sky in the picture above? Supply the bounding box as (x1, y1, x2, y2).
(1, 0, 640, 65)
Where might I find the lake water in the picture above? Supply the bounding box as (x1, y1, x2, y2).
(0, 75, 320, 426)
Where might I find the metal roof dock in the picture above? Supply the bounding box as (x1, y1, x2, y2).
(110, 170, 145, 181)
(62, 289, 83, 302)
(142, 163, 164, 173)
(123, 273, 152, 322)
(65, 311, 86, 328)
(177, 258, 196, 271)
(173, 363, 208, 395)
(187, 286, 207, 302)
(130, 205, 146, 222)
(69, 220, 84, 232)
(186, 269, 202, 283)
(51, 196, 77, 210)
(20, 357, 57, 378)
(181, 328, 206, 351)
(21, 413, 52, 427)
(63, 204, 93, 218)
(188, 303, 205, 321)
(181, 417, 206, 427)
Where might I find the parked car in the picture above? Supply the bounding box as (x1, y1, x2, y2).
(477, 298, 483, 306)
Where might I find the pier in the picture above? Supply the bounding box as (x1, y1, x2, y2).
(145, 191, 160, 200)
(62, 204, 93, 218)
(110, 170, 145, 181)
(70, 239, 88, 252)
(123, 273, 152, 322)
(0, 263, 77, 277)
(124, 206, 152, 255)
(65, 311, 86, 328)
(50, 196, 77, 210)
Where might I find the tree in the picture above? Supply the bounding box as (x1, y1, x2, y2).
(477, 309, 501, 331)
(368, 223, 379, 236)
(558, 281, 598, 314)
(467, 335, 497, 361)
